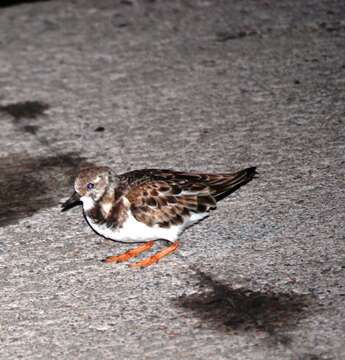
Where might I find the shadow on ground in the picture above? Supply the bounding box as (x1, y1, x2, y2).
(0, 0, 51, 8)
(175, 270, 313, 345)
(0, 101, 50, 120)
(0, 100, 50, 135)
(0, 153, 95, 227)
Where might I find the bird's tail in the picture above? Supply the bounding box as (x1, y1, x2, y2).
(207, 167, 257, 201)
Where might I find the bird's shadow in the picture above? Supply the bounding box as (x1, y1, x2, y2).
(174, 269, 313, 345)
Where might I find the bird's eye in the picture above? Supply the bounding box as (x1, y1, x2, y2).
(87, 183, 95, 190)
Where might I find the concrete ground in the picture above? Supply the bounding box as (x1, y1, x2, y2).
(0, 0, 345, 359)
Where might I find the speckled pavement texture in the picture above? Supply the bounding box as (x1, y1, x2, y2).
(0, 0, 345, 359)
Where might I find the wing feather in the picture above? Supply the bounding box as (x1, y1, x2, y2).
(125, 179, 216, 228)
(119, 167, 256, 228)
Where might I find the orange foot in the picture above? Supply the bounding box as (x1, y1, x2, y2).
(129, 240, 180, 268)
(103, 241, 154, 263)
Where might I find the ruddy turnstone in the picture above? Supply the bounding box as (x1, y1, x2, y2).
(62, 166, 256, 267)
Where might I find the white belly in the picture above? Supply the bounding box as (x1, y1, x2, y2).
(85, 211, 207, 243)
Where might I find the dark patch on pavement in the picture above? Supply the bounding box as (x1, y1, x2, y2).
(111, 14, 129, 29)
(120, 0, 133, 6)
(22, 125, 40, 134)
(0, 153, 95, 227)
(176, 270, 312, 342)
(1, 100, 52, 144)
(319, 21, 345, 33)
(0, 0, 51, 8)
(216, 30, 257, 42)
(0, 101, 49, 120)
(297, 354, 324, 360)
(95, 126, 105, 132)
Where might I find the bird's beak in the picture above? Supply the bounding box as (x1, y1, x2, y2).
(61, 192, 81, 212)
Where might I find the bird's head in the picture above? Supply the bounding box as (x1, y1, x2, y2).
(61, 166, 114, 211)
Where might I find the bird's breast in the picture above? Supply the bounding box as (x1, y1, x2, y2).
(85, 211, 179, 242)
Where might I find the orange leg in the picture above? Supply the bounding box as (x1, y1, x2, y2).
(129, 240, 180, 268)
(103, 241, 154, 264)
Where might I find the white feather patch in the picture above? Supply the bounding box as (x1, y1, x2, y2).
(81, 196, 94, 211)
(85, 210, 208, 243)
(81, 195, 208, 243)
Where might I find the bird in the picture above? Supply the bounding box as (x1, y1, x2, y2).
(61, 166, 256, 267)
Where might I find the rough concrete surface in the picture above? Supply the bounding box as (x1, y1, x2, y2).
(0, 0, 345, 359)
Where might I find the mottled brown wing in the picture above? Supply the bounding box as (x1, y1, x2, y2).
(125, 179, 217, 228)
(119, 168, 256, 191)
(184, 167, 257, 200)
(120, 167, 256, 228)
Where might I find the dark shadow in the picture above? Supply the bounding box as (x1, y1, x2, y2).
(175, 269, 313, 343)
(216, 30, 257, 42)
(0, 101, 49, 120)
(0, 0, 51, 8)
(0, 101, 50, 138)
(0, 153, 95, 227)
(22, 125, 40, 135)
